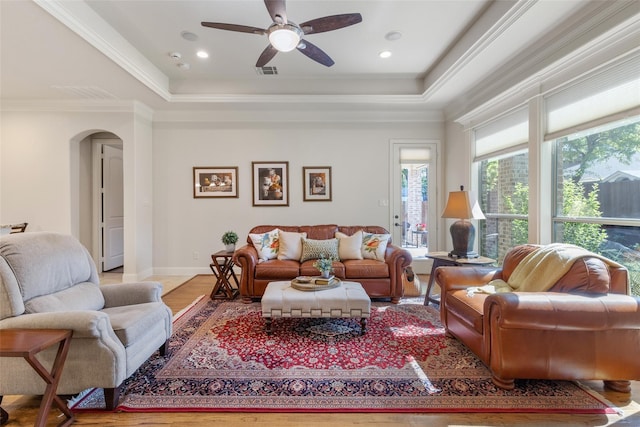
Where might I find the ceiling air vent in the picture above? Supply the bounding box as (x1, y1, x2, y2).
(256, 66, 278, 76)
(51, 85, 118, 99)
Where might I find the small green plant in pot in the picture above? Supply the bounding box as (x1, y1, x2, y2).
(221, 231, 239, 252)
(313, 254, 335, 278)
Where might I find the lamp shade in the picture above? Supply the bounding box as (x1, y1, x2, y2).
(441, 187, 485, 220)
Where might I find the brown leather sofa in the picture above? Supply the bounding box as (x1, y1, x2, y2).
(436, 244, 640, 392)
(234, 225, 412, 304)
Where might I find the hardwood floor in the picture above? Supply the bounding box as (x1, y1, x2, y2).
(2, 274, 639, 426)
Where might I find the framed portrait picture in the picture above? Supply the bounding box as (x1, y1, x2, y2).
(303, 166, 332, 201)
(193, 167, 239, 198)
(252, 161, 289, 206)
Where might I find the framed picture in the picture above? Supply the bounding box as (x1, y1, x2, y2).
(303, 166, 332, 201)
(193, 167, 238, 198)
(252, 161, 289, 206)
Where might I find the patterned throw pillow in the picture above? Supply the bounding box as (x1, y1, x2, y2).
(248, 228, 280, 262)
(361, 232, 390, 261)
(300, 238, 340, 263)
(335, 231, 364, 260)
(277, 230, 307, 260)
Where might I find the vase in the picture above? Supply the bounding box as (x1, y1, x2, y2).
(320, 270, 331, 279)
(225, 244, 235, 252)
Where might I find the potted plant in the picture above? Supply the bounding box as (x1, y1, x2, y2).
(313, 254, 335, 278)
(221, 231, 239, 252)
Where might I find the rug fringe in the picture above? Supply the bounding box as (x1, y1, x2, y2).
(173, 295, 206, 321)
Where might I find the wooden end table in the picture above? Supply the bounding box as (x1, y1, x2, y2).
(0, 329, 75, 427)
(423, 252, 496, 306)
(209, 250, 240, 300)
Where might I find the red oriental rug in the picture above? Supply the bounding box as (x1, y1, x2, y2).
(71, 296, 617, 414)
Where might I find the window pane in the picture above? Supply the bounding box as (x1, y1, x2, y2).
(553, 116, 640, 296)
(555, 117, 640, 219)
(478, 151, 529, 262)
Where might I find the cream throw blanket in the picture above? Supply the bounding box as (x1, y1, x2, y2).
(468, 243, 622, 295)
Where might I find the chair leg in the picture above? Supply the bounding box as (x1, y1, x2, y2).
(604, 380, 631, 393)
(491, 375, 515, 390)
(103, 387, 120, 411)
(0, 395, 8, 425)
(159, 339, 169, 356)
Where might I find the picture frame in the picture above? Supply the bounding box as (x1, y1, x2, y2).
(303, 166, 332, 202)
(252, 161, 289, 206)
(193, 167, 238, 198)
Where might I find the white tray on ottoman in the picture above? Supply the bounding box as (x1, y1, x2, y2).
(261, 280, 371, 335)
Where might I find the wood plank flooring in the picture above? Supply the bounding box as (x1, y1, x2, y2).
(2, 274, 639, 426)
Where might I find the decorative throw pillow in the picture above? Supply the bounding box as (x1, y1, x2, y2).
(248, 228, 280, 261)
(335, 231, 363, 260)
(277, 230, 307, 260)
(361, 232, 390, 261)
(300, 238, 340, 263)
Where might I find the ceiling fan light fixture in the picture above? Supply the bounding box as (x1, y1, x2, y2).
(268, 24, 302, 52)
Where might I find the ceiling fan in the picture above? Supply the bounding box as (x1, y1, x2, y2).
(201, 0, 362, 67)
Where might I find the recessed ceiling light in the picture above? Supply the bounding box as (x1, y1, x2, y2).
(385, 31, 402, 41)
(181, 31, 198, 42)
(196, 50, 209, 59)
(379, 50, 392, 59)
(169, 52, 182, 60)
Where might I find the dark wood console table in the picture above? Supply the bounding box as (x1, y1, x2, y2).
(0, 329, 75, 427)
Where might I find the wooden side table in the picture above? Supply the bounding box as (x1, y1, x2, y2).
(209, 250, 240, 300)
(0, 329, 75, 427)
(423, 252, 496, 306)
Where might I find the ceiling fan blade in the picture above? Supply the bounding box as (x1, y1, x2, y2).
(256, 44, 279, 67)
(300, 13, 362, 35)
(297, 39, 334, 67)
(201, 22, 266, 35)
(264, 0, 287, 24)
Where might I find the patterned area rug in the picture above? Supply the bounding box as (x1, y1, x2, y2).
(72, 296, 616, 413)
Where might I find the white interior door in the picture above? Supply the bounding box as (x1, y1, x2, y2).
(102, 144, 124, 271)
(390, 140, 439, 272)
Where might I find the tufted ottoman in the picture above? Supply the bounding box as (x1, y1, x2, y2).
(261, 281, 371, 335)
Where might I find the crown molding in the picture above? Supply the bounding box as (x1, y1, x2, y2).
(33, 0, 171, 101)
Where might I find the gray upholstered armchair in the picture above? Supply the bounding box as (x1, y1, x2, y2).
(0, 232, 172, 410)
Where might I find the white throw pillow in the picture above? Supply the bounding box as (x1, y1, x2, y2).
(335, 231, 364, 260)
(361, 232, 391, 261)
(248, 228, 280, 261)
(277, 230, 307, 260)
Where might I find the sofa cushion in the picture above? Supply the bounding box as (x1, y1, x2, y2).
(362, 232, 390, 261)
(300, 260, 346, 278)
(255, 259, 300, 280)
(335, 231, 364, 260)
(446, 290, 487, 335)
(300, 238, 339, 262)
(24, 282, 105, 313)
(102, 302, 167, 347)
(277, 230, 307, 260)
(249, 228, 280, 261)
(343, 259, 388, 279)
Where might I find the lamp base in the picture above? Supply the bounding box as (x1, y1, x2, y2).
(449, 219, 479, 259)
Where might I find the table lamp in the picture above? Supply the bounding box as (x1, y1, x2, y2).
(441, 185, 485, 258)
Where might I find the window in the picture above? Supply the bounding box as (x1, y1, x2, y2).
(553, 116, 640, 295)
(478, 151, 529, 262)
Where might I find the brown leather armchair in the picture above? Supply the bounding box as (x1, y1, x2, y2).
(436, 244, 640, 392)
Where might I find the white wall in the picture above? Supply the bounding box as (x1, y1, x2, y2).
(0, 104, 155, 280)
(152, 117, 440, 275)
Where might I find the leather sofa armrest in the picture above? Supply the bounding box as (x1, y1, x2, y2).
(233, 244, 259, 301)
(384, 244, 412, 302)
(485, 292, 640, 330)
